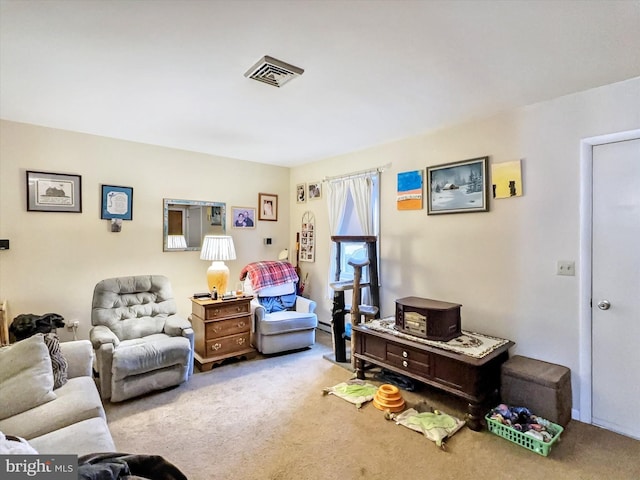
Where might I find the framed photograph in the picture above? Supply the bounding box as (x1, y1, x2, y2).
(26, 170, 82, 213)
(231, 207, 256, 229)
(308, 182, 322, 200)
(426, 156, 489, 215)
(101, 185, 133, 220)
(258, 193, 278, 221)
(210, 205, 223, 225)
(296, 183, 306, 203)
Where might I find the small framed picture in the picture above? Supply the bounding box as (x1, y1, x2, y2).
(231, 207, 256, 229)
(258, 193, 278, 221)
(26, 170, 82, 213)
(210, 205, 223, 225)
(308, 182, 322, 200)
(101, 185, 133, 220)
(296, 183, 307, 203)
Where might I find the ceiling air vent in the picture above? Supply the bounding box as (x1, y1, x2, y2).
(244, 55, 304, 88)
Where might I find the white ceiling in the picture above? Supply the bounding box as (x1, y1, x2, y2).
(1, 1, 639, 167)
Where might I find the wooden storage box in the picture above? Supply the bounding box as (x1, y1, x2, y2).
(395, 296, 461, 341)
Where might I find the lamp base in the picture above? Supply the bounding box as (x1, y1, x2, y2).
(206, 261, 230, 295)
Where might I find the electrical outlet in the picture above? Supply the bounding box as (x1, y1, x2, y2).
(67, 320, 80, 330)
(556, 261, 575, 276)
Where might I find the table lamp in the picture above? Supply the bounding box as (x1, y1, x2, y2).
(167, 235, 187, 249)
(200, 235, 236, 295)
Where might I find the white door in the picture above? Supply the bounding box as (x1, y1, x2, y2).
(592, 138, 640, 440)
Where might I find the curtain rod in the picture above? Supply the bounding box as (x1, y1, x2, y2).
(323, 163, 391, 182)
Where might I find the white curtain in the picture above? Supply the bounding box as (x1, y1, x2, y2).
(326, 180, 349, 236)
(325, 173, 379, 300)
(326, 179, 350, 298)
(347, 174, 377, 302)
(347, 176, 374, 235)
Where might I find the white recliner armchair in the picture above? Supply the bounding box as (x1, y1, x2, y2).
(241, 261, 318, 355)
(89, 275, 194, 402)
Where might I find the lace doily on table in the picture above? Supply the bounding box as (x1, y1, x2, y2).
(365, 318, 510, 359)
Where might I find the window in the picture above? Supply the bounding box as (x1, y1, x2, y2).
(327, 172, 380, 296)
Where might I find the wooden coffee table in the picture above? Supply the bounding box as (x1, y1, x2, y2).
(352, 324, 514, 430)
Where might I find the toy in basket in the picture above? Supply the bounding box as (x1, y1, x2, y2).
(486, 404, 564, 457)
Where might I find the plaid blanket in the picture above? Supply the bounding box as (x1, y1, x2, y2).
(239, 261, 299, 292)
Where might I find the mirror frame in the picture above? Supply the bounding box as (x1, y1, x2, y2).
(163, 198, 226, 251)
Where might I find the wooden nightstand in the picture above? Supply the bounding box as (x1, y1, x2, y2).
(190, 296, 256, 371)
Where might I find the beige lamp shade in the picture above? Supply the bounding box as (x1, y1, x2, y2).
(200, 235, 236, 294)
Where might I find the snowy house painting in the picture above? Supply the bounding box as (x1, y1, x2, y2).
(427, 156, 489, 215)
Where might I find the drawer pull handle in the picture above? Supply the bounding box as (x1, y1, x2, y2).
(212, 326, 222, 333)
(402, 360, 408, 368)
(238, 321, 245, 328)
(211, 343, 222, 351)
(236, 338, 245, 345)
(402, 351, 408, 358)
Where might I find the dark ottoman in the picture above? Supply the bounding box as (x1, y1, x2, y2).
(500, 355, 572, 427)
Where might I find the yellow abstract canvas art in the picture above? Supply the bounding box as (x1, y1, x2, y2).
(491, 160, 523, 199)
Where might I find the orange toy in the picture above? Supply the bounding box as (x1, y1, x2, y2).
(373, 384, 406, 412)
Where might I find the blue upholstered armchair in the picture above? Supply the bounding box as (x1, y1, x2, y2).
(89, 275, 194, 402)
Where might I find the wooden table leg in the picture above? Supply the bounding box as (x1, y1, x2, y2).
(466, 402, 485, 431)
(354, 357, 365, 380)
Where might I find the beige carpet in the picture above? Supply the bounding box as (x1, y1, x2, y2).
(105, 331, 640, 480)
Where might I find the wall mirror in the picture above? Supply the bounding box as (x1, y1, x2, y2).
(163, 199, 226, 251)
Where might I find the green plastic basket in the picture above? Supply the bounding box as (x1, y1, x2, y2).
(485, 413, 564, 457)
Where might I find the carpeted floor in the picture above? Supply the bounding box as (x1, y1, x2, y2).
(105, 331, 640, 480)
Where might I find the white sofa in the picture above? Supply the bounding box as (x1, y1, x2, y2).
(0, 334, 115, 455)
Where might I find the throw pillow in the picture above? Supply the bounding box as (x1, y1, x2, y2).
(43, 333, 68, 388)
(0, 334, 57, 420)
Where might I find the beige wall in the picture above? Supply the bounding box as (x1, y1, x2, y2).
(1, 77, 638, 417)
(0, 121, 291, 340)
(290, 77, 640, 416)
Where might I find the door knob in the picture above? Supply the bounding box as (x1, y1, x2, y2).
(597, 300, 611, 310)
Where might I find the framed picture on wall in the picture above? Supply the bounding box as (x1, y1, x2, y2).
(101, 185, 133, 220)
(231, 207, 256, 229)
(26, 170, 82, 213)
(308, 182, 322, 200)
(426, 156, 489, 215)
(210, 206, 223, 225)
(258, 193, 278, 221)
(296, 183, 306, 203)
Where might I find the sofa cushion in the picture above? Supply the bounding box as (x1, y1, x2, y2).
(112, 334, 191, 380)
(0, 376, 106, 440)
(29, 417, 116, 456)
(0, 334, 56, 420)
(257, 311, 317, 335)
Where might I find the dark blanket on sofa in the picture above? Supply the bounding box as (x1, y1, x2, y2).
(78, 453, 187, 480)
